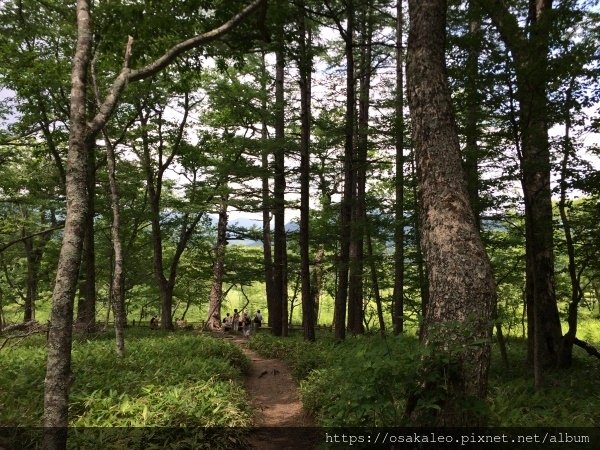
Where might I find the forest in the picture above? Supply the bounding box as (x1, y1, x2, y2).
(1, 0, 599, 448)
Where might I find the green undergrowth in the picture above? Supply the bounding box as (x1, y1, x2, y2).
(248, 331, 600, 427)
(1, 328, 251, 449)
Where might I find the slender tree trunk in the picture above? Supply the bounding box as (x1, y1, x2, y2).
(392, 0, 405, 335)
(410, 149, 429, 330)
(272, 47, 287, 337)
(289, 272, 301, 326)
(208, 195, 229, 330)
(22, 217, 52, 323)
(558, 81, 583, 368)
(298, 1, 315, 341)
(366, 224, 385, 336)
(138, 106, 173, 330)
(104, 132, 125, 356)
(348, 0, 371, 335)
(76, 142, 97, 332)
(310, 245, 325, 325)
(463, 1, 482, 228)
(464, 0, 510, 367)
(23, 239, 39, 323)
(476, 0, 562, 385)
(0, 289, 4, 331)
(406, 0, 496, 425)
(43, 1, 91, 445)
(260, 52, 276, 327)
(137, 95, 193, 331)
(41, 4, 264, 446)
(334, 0, 355, 341)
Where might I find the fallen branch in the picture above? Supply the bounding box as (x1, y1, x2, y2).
(0, 323, 47, 351)
(574, 337, 600, 360)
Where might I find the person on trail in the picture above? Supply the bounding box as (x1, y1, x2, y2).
(253, 310, 263, 329)
(232, 309, 240, 332)
(150, 316, 158, 329)
(242, 312, 252, 337)
(222, 313, 232, 331)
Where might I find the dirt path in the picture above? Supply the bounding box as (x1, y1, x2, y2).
(223, 334, 319, 449)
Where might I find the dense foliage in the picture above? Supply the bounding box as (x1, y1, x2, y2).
(0, 329, 251, 448)
(249, 327, 600, 427)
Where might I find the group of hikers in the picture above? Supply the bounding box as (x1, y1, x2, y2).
(149, 309, 263, 336)
(222, 309, 262, 336)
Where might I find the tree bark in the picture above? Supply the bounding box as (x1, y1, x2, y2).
(348, 0, 372, 336)
(463, 1, 482, 228)
(410, 148, 429, 331)
(42, 3, 265, 444)
(298, 0, 315, 341)
(22, 212, 54, 323)
(260, 52, 276, 327)
(103, 132, 125, 357)
(43, 1, 91, 446)
(406, 0, 496, 425)
(366, 223, 385, 336)
(392, 0, 405, 335)
(272, 46, 288, 337)
(558, 80, 583, 368)
(334, 0, 355, 341)
(75, 141, 97, 332)
(476, 0, 562, 380)
(207, 195, 229, 330)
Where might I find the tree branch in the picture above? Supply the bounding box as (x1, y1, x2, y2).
(574, 337, 600, 360)
(474, 0, 528, 62)
(0, 224, 65, 253)
(130, 0, 265, 82)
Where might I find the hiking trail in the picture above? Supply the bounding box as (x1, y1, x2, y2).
(223, 334, 318, 449)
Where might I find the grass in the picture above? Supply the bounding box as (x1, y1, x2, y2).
(0, 328, 252, 449)
(248, 329, 600, 428)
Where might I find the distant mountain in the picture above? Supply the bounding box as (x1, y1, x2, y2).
(285, 221, 299, 233)
(205, 214, 299, 245)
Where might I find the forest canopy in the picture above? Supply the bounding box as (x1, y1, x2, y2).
(0, 0, 599, 442)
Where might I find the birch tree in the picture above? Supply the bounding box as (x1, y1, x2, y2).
(42, 1, 266, 447)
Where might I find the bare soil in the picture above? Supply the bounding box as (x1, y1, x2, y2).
(224, 334, 319, 450)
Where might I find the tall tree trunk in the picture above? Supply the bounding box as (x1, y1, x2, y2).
(476, 0, 562, 385)
(334, 0, 355, 341)
(410, 148, 429, 329)
(137, 94, 197, 331)
(406, 0, 496, 425)
(392, 0, 405, 335)
(310, 245, 325, 325)
(43, 0, 92, 445)
(260, 52, 276, 327)
(22, 213, 53, 323)
(23, 235, 39, 323)
(104, 132, 125, 357)
(298, 1, 315, 341)
(76, 142, 97, 332)
(207, 195, 229, 330)
(463, 1, 482, 228)
(558, 80, 582, 368)
(138, 106, 173, 330)
(348, 0, 371, 335)
(272, 47, 288, 337)
(464, 2, 509, 369)
(41, 3, 266, 446)
(366, 223, 385, 336)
